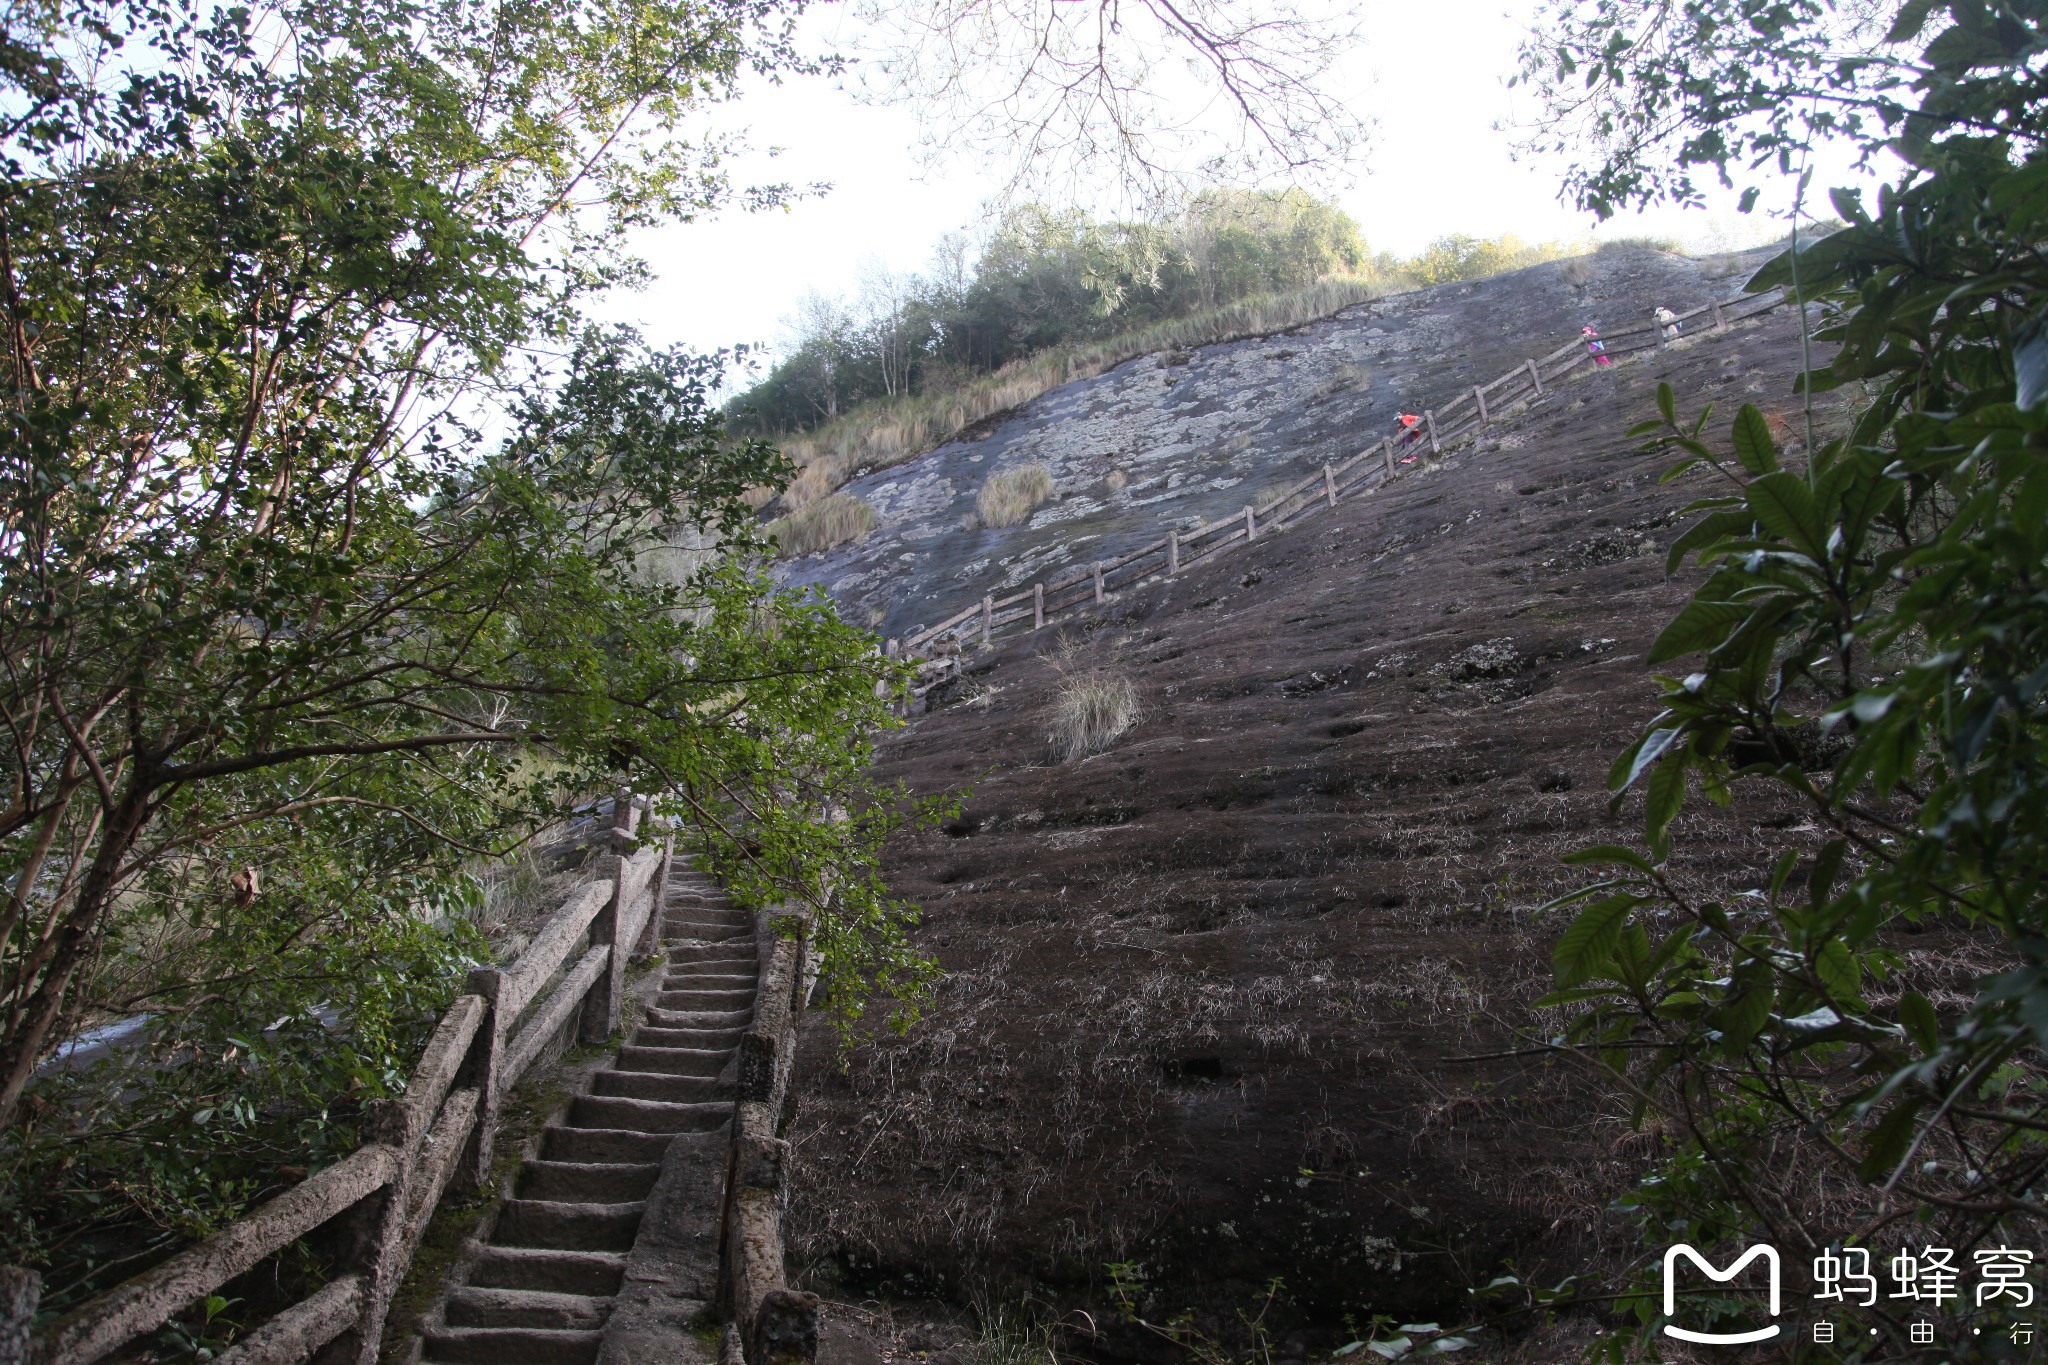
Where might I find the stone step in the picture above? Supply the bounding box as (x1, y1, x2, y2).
(590, 1070, 731, 1104)
(569, 1095, 728, 1134)
(656, 969, 758, 988)
(463, 1247, 627, 1297)
(660, 925, 751, 943)
(445, 1285, 613, 1332)
(492, 1199, 645, 1252)
(643, 1002, 751, 1023)
(540, 1125, 676, 1165)
(629, 1024, 745, 1049)
(517, 1159, 662, 1204)
(662, 958, 758, 976)
(613, 1044, 730, 1077)
(654, 988, 756, 1010)
(420, 1324, 603, 1365)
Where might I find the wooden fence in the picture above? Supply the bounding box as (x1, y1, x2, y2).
(1, 797, 671, 1365)
(888, 287, 1786, 683)
(718, 908, 819, 1365)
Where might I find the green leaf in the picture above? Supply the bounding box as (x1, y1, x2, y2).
(1648, 598, 1752, 664)
(1730, 405, 1777, 475)
(1814, 938, 1861, 1000)
(1744, 471, 1827, 558)
(1857, 1100, 1923, 1183)
(1655, 382, 1675, 426)
(1899, 991, 1940, 1055)
(1552, 894, 1639, 987)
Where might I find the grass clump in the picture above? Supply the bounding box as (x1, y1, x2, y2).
(1046, 669, 1138, 762)
(976, 463, 1054, 529)
(767, 492, 878, 558)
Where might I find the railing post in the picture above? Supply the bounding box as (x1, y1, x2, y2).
(1424, 411, 1440, 454)
(580, 853, 625, 1044)
(1244, 504, 1256, 542)
(884, 638, 898, 660)
(639, 834, 673, 958)
(980, 595, 992, 649)
(1092, 562, 1104, 605)
(610, 785, 636, 849)
(1324, 463, 1337, 508)
(458, 967, 506, 1194)
(348, 1098, 414, 1365)
(1473, 385, 1489, 425)
(0, 1267, 38, 1365)
(1714, 301, 1728, 332)
(1381, 438, 1394, 478)
(1032, 582, 1044, 630)
(1167, 529, 1180, 575)
(1526, 358, 1543, 395)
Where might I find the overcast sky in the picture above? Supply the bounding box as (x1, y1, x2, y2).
(604, 0, 1892, 368)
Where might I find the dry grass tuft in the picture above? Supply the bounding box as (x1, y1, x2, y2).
(976, 463, 1055, 529)
(1104, 469, 1128, 493)
(767, 492, 878, 557)
(1046, 668, 1138, 762)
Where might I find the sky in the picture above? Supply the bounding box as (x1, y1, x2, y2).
(608, 0, 1895, 368)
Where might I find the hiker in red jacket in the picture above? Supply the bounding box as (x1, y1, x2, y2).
(1397, 412, 1423, 443)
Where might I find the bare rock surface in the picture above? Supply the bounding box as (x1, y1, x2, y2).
(775, 246, 1767, 642)
(783, 286, 1889, 1354)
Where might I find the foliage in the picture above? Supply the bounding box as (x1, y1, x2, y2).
(766, 492, 880, 556)
(0, 0, 942, 1300)
(1407, 234, 1576, 286)
(974, 463, 1055, 529)
(1046, 669, 1138, 763)
(1515, 0, 1923, 219)
(1534, 0, 2048, 1346)
(734, 191, 1378, 437)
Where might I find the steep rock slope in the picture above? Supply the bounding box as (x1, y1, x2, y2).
(775, 246, 1763, 644)
(786, 300, 1873, 1348)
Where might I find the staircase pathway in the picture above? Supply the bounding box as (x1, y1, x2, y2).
(415, 863, 758, 1364)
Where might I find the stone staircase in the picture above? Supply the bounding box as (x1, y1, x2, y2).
(414, 864, 758, 1364)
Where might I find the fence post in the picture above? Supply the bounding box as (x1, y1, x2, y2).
(640, 834, 673, 958)
(1032, 583, 1044, 630)
(1381, 439, 1393, 478)
(459, 967, 506, 1194)
(1092, 562, 1104, 605)
(349, 1097, 414, 1365)
(1244, 504, 1256, 542)
(1473, 386, 1489, 425)
(0, 1267, 38, 1365)
(980, 595, 992, 649)
(1714, 301, 1728, 332)
(580, 853, 626, 1044)
(1526, 359, 1543, 395)
(610, 785, 636, 849)
(884, 638, 898, 660)
(1424, 411, 1440, 454)
(1324, 464, 1337, 507)
(1167, 529, 1180, 575)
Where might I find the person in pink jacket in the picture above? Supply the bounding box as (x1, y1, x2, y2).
(1582, 325, 1614, 367)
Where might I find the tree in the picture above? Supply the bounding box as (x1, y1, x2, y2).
(1529, 0, 2048, 1347)
(0, 0, 929, 1151)
(841, 0, 1370, 201)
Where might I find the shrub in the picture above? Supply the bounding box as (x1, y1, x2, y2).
(1046, 669, 1138, 762)
(976, 463, 1055, 528)
(767, 493, 879, 557)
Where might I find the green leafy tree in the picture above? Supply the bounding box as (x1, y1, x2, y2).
(0, 0, 930, 1183)
(1527, 0, 2048, 1349)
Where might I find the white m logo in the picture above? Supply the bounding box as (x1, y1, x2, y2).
(1662, 1243, 1783, 1345)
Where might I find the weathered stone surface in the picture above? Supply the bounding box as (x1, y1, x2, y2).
(775, 249, 1765, 642)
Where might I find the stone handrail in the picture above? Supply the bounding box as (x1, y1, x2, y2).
(891, 286, 1786, 675)
(0, 797, 673, 1365)
(719, 909, 819, 1365)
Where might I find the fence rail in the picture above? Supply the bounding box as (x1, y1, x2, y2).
(2, 795, 672, 1365)
(888, 286, 1785, 684)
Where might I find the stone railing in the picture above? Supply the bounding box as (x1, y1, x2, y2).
(0, 797, 670, 1365)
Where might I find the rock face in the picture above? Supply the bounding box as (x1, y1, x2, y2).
(784, 255, 1857, 1355)
(775, 246, 1764, 643)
